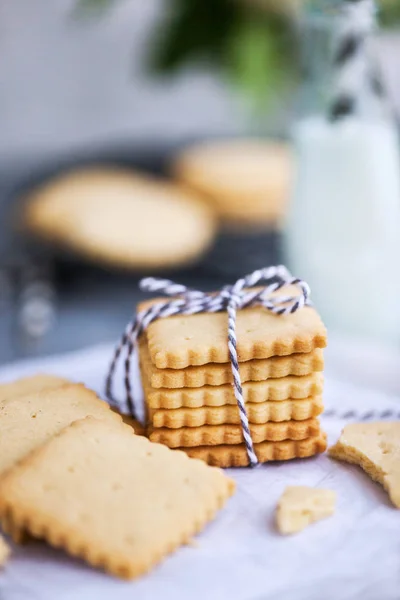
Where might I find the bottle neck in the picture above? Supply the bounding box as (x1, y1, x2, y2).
(298, 3, 389, 122)
(298, 13, 335, 113)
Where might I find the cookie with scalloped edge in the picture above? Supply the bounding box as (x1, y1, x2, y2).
(140, 346, 324, 410)
(139, 336, 324, 390)
(110, 408, 146, 436)
(148, 396, 324, 428)
(148, 417, 321, 448)
(0, 417, 235, 579)
(139, 297, 327, 369)
(183, 432, 327, 467)
(0, 383, 121, 476)
(0, 384, 121, 544)
(0, 373, 71, 402)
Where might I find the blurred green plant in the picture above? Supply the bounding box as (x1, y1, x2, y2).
(74, 0, 299, 115)
(74, 0, 400, 113)
(380, 0, 400, 26)
(147, 0, 297, 115)
(72, 0, 116, 18)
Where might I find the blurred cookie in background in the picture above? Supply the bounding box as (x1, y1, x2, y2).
(21, 168, 217, 271)
(171, 139, 292, 228)
(171, 139, 291, 278)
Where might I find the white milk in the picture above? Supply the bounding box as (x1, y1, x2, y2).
(285, 115, 400, 344)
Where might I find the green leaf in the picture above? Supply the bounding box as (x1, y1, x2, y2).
(224, 12, 296, 115)
(380, 2, 400, 27)
(147, 0, 237, 73)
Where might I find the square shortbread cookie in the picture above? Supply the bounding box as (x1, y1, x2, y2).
(0, 373, 70, 402)
(182, 433, 328, 467)
(147, 417, 322, 447)
(148, 397, 324, 428)
(0, 383, 120, 476)
(139, 335, 324, 389)
(0, 417, 235, 579)
(138, 299, 327, 369)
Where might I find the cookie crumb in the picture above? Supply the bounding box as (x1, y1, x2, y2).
(276, 486, 336, 534)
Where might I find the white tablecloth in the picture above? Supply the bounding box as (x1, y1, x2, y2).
(0, 339, 399, 600)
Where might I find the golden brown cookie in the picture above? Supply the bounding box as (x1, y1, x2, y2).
(0, 373, 71, 402)
(148, 417, 321, 447)
(0, 384, 121, 544)
(276, 486, 336, 534)
(23, 168, 217, 270)
(110, 408, 146, 436)
(140, 337, 324, 389)
(0, 417, 235, 579)
(1, 514, 29, 544)
(329, 421, 400, 508)
(139, 298, 327, 369)
(182, 432, 327, 467)
(148, 396, 324, 428)
(140, 342, 324, 407)
(172, 139, 292, 226)
(0, 383, 121, 476)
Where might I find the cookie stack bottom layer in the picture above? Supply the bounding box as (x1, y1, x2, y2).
(139, 340, 327, 468)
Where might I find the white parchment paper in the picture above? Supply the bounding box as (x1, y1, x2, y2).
(0, 340, 399, 600)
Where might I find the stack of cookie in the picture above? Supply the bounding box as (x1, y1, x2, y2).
(139, 298, 328, 467)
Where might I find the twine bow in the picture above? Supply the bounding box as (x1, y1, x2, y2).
(105, 265, 311, 467)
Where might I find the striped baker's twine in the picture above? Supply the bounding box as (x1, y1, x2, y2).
(105, 265, 311, 467)
(323, 407, 400, 420)
(329, 0, 384, 121)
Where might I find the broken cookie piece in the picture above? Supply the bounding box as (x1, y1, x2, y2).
(276, 486, 336, 534)
(329, 421, 400, 508)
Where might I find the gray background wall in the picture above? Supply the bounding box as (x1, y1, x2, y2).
(1, 1, 398, 165)
(0, 0, 244, 165)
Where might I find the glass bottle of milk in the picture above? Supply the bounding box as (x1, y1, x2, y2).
(284, 0, 400, 345)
